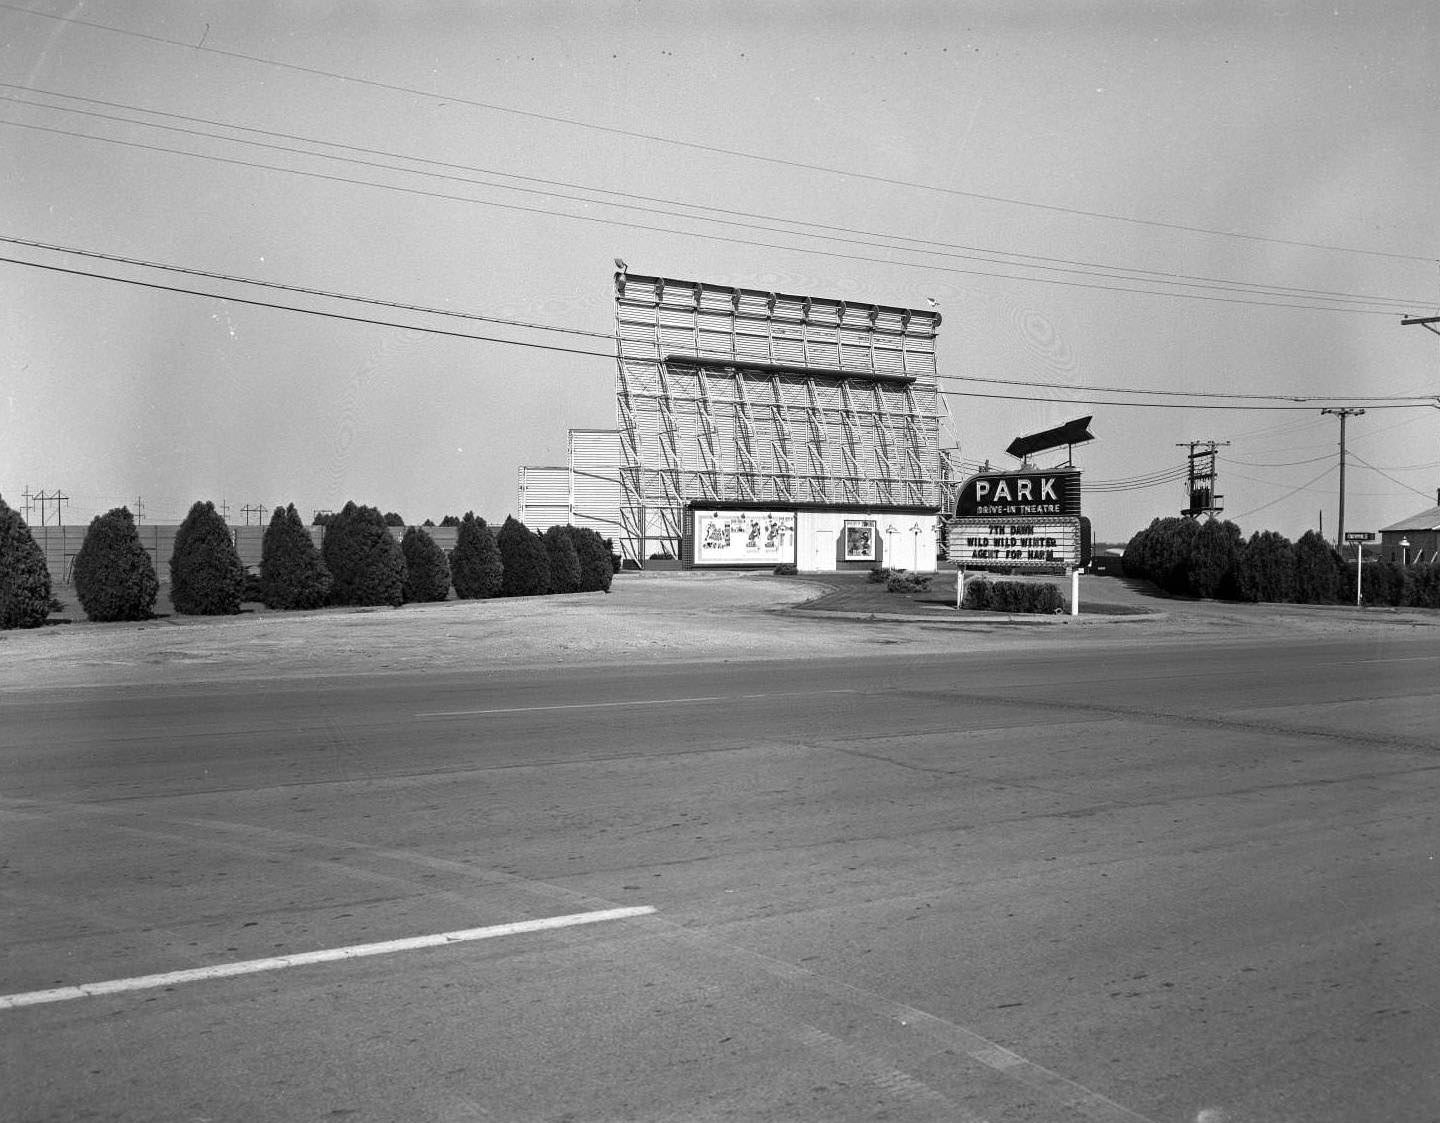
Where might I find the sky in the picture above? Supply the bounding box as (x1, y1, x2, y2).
(2, 0, 1437, 544)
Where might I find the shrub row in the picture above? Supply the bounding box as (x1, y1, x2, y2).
(0, 497, 616, 626)
(866, 566, 932, 592)
(961, 578, 1065, 614)
(1122, 516, 1440, 607)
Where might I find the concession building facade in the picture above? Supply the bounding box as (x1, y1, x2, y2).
(521, 270, 956, 572)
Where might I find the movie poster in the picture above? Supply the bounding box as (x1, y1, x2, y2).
(694, 511, 795, 564)
(843, 520, 877, 562)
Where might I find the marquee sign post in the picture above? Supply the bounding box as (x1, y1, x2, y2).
(950, 467, 1086, 615)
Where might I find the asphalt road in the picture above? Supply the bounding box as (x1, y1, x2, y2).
(4, 633, 1439, 1121)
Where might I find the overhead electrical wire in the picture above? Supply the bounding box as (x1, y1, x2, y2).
(1229, 453, 1335, 469)
(7, 234, 1435, 414)
(0, 254, 620, 359)
(0, 234, 615, 341)
(3, 0, 1432, 264)
(1227, 465, 1338, 521)
(1349, 453, 1440, 502)
(5, 115, 1419, 319)
(0, 85, 1426, 313)
(937, 372, 1435, 403)
(1084, 467, 1190, 492)
(938, 388, 1425, 411)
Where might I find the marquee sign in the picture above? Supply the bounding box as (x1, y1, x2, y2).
(955, 470, 1081, 519)
(946, 517, 1082, 569)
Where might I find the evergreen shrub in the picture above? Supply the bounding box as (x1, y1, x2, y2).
(0, 494, 52, 629)
(401, 526, 452, 602)
(169, 500, 245, 615)
(1234, 530, 1297, 603)
(1360, 560, 1405, 606)
(450, 512, 504, 599)
(566, 527, 615, 592)
(542, 525, 582, 595)
(962, 578, 1063, 614)
(497, 516, 550, 597)
(961, 577, 991, 610)
(322, 501, 407, 607)
(260, 504, 333, 609)
(1189, 519, 1243, 598)
(1406, 563, 1440, 609)
(884, 570, 932, 593)
(1293, 530, 1342, 604)
(73, 507, 158, 622)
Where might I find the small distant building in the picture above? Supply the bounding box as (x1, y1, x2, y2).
(1378, 489, 1440, 565)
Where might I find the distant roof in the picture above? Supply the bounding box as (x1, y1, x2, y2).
(1380, 505, 1440, 533)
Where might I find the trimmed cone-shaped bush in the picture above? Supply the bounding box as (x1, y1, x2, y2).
(0, 494, 52, 629)
(322, 501, 407, 607)
(497, 515, 550, 597)
(169, 500, 244, 615)
(565, 526, 615, 593)
(542, 525, 582, 595)
(260, 504, 333, 609)
(401, 526, 452, 603)
(1235, 530, 1297, 603)
(450, 512, 504, 599)
(73, 507, 158, 622)
(1189, 518, 1243, 599)
(1293, 529, 1342, 604)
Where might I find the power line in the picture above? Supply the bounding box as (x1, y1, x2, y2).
(3, 1, 1430, 264)
(1229, 453, 1335, 468)
(10, 232, 1434, 406)
(0, 234, 614, 341)
(939, 388, 1427, 412)
(2, 85, 1427, 312)
(0, 254, 619, 358)
(6, 115, 1421, 318)
(1349, 452, 1439, 503)
(6, 249, 1435, 415)
(1228, 464, 1338, 521)
(939, 372, 1433, 403)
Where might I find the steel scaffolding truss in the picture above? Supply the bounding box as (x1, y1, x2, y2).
(614, 271, 946, 563)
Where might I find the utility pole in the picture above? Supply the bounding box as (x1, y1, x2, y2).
(1321, 408, 1364, 546)
(26, 489, 69, 527)
(1177, 441, 1229, 518)
(134, 496, 145, 523)
(241, 503, 268, 526)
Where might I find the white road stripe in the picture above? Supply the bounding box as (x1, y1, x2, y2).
(416, 689, 856, 718)
(0, 906, 656, 1011)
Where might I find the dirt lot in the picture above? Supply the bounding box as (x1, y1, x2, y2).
(2, 570, 1435, 690)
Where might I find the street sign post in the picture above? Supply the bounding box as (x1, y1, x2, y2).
(1344, 531, 1375, 606)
